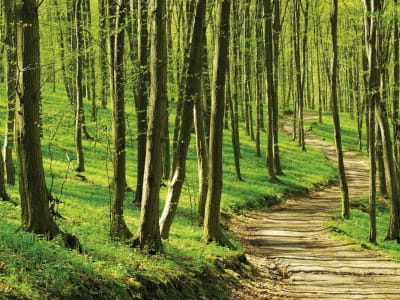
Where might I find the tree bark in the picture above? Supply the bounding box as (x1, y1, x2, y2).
(132, 0, 167, 253)
(202, 0, 233, 248)
(330, 0, 350, 219)
(98, 0, 109, 109)
(159, 0, 207, 239)
(74, 0, 85, 172)
(243, 0, 255, 141)
(265, 0, 279, 183)
(15, 0, 58, 237)
(131, 0, 149, 204)
(272, 0, 283, 175)
(362, 0, 378, 244)
(109, 0, 132, 240)
(194, 97, 209, 226)
(3, 0, 16, 185)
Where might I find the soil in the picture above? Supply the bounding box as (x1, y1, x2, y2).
(228, 115, 400, 299)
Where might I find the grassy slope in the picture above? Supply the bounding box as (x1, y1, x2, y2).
(0, 88, 336, 299)
(307, 111, 400, 260)
(307, 112, 368, 155)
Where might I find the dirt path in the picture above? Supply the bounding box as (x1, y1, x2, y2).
(229, 116, 400, 299)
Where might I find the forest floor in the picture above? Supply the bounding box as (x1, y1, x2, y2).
(228, 114, 400, 299)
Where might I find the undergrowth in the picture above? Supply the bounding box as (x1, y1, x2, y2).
(0, 85, 337, 299)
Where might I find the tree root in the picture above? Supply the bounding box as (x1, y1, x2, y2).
(61, 232, 83, 253)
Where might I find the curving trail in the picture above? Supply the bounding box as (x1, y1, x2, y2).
(229, 116, 400, 299)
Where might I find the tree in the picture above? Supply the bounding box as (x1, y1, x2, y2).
(159, 0, 206, 239)
(202, 0, 233, 247)
(3, 0, 16, 185)
(74, 0, 85, 172)
(229, 0, 243, 180)
(272, 0, 283, 175)
(15, 0, 58, 237)
(330, 0, 350, 219)
(362, 0, 378, 243)
(110, 0, 132, 240)
(243, 0, 255, 141)
(264, 0, 279, 183)
(132, 0, 167, 253)
(133, 0, 149, 205)
(194, 96, 209, 226)
(98, 0, 108, 109)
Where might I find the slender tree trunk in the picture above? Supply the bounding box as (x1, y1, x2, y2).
(227, 64, 243, 181)
(265, 0, 278, 183)
(132, 0, 167, 253)
(85, 1, 97, 122)
(330, 0, 350, 219)
(3, 0, 16, 185)
(243, 0, 255, 141)
(98, 0, 109, 109)
(194, 97, 209, 226)
(132, 0, 149, 204)
(15, 0, 58, 237)
(376, 100, 400, 241)
(203, 0, 233, 248)
(272, 0, 283, 175)
(363, 0, 378, 244)
(74, 0, 85, 172)
(362, 50, 370, 152)
(201, 25, 212, 147)
(376, 128, 388, 197)
(255, 0, 263, 157)
(159, 0, 206, 239)
(109, 0, 132, 240)
(230, 0, 242, 159)
(54, 0, 74, 105)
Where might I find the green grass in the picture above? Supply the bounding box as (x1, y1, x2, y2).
(308, 111, 400, 261)
(307, 112, 368, 155)
(327, 200, 400, 261)
(0, 85, 337, 299)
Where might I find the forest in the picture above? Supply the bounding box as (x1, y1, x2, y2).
(0, 0, 400, 299)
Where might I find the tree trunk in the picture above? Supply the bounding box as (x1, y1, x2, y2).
(272, 0, 283, 175)
(98, 0, 109, 109)
(132, 0, 149, 204)
(227, 65, 243, 181)
(74, 0, 85, 172)
(159, 0, 207, 239)
(194, 97, 209, 226)
(376, 128, 388, 197)
(202, 0, 233, 248)
(265, 0, 279, 183)
(15, 0, 58, 237)
(243, 0, 255, 141)
(330, 0, 350, 219)
(109, 0, 132, 240)
(53, 0, 74, 106)
(132, 0, 167, 253)
(255, 0, 263, 157)
(376, 101, 400, 241)
(3, 0, 16, 185)
(362, 0, 378, 244)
